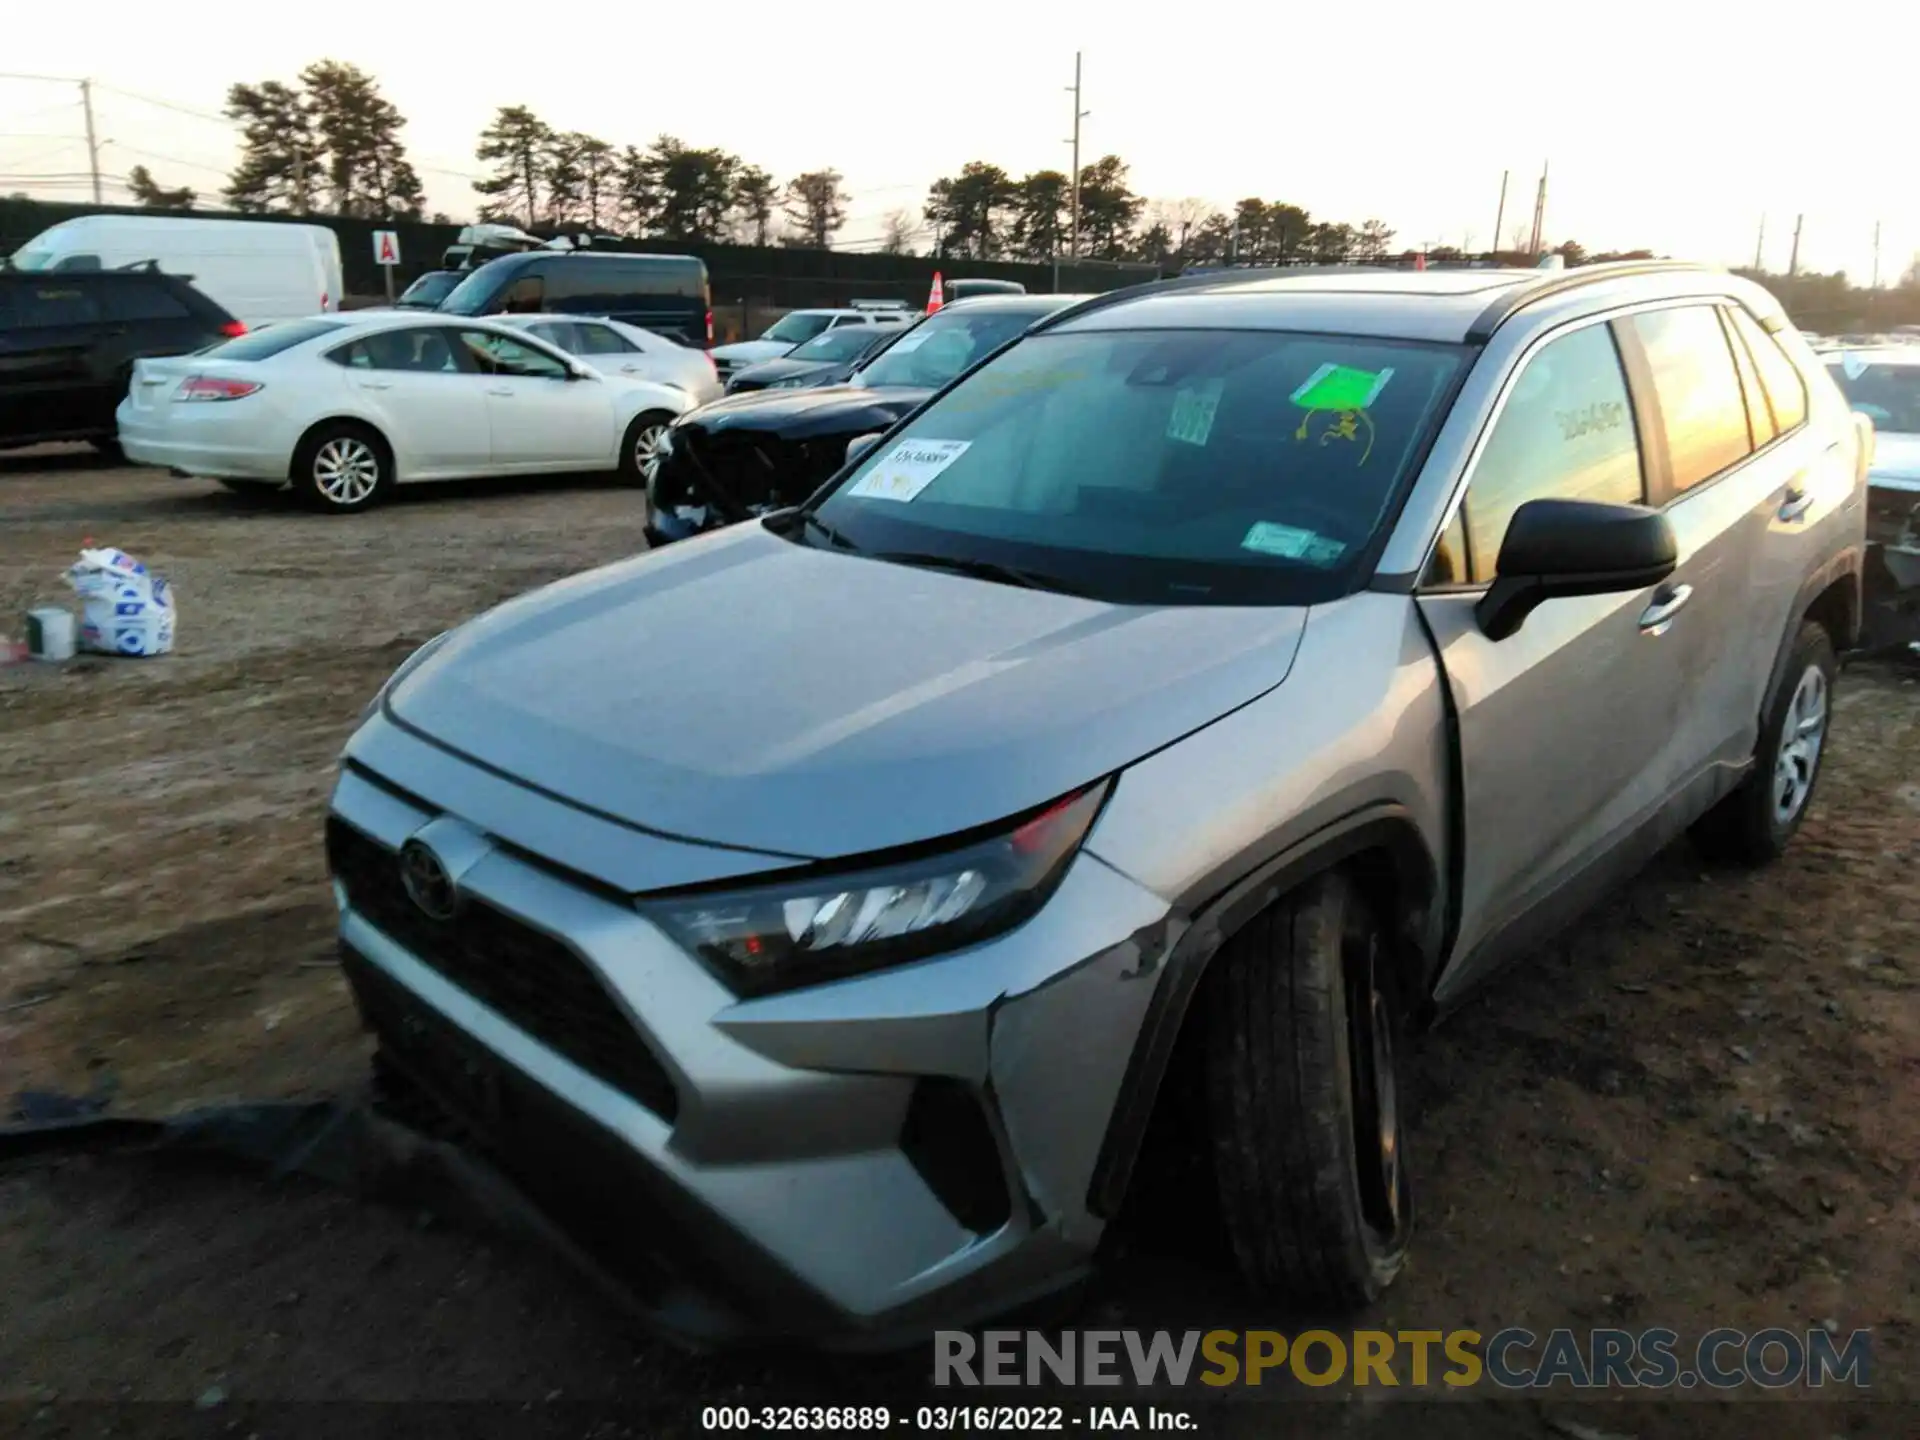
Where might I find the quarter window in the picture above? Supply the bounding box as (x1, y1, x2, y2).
(1629, 306, 1754, 494)
(1461, 323, 1644, 581)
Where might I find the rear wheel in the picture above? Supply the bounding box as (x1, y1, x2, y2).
(1691, 620, 1837, 865)
(291, 422, 392, 514)
(619, 410, 675, 488)
(1202, 870, 1413, 1308)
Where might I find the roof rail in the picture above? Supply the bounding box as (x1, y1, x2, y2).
(1028, 264, 1393, 335)
(1463, 259, 1718, 343)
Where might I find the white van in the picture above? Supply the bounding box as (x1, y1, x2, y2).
(6, 216, 343, 328)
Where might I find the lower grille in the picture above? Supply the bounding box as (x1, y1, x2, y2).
(326, 817, 678, 1122)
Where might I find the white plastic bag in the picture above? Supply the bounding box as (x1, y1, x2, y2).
(66, 546, 176, 657)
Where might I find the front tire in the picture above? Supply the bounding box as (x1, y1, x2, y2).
(291, 422, 392, 513)
(619, 410, 675, 488)
(1691, 620, 1837, 866)
(1202, 871, 1412, 1309)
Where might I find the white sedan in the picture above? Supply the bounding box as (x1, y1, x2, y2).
(491, 313, 722, 407)
(115, 312, 695, 513)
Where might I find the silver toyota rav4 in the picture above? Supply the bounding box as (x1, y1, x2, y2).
(327, 262, 1868, 1347)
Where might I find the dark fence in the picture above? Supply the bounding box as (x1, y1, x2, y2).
(0, 198, 1162, 306)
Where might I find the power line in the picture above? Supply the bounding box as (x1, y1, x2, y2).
(102, 141, 230, 178)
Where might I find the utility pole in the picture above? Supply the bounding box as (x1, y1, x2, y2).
(1873, 219, 1882, 288)
(79, 78, 102, 204)
(1492, 169, 1508, 260)
(1754, 215, 1766, 271)
(1527, 160, 1548, 257)
(293, 141, 310, 216)
(1064, 52, 1087, 261)
(1789, 213, 1803, 277)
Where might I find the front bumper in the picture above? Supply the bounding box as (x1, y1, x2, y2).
(327, 714, 1177, 1348)
(1868, 481, 1920, 589)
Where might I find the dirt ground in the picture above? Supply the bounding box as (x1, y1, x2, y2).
(1, 450, 1915, 1434)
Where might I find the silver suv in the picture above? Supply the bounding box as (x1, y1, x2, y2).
(327, 262, 1868, 1346)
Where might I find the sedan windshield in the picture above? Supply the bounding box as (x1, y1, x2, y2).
(808, 329, 1469, 606)
(762, 313, 835, 345)
(788, 326, 889, 362)
(853, 308, 1044, 390)
(1826, 360, 1920, 434)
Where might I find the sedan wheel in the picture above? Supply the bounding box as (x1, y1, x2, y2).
(292, 423, 393, 513)
(620, 410, 677, 489)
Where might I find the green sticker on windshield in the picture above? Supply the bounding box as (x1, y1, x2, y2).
(1243, 522, 1346, 565)
(1290, 363, 1394, 412)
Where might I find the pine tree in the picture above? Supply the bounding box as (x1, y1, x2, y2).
(473, 106, 553, 230)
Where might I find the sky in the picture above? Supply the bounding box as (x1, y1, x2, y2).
(5, 0, 1915, 283)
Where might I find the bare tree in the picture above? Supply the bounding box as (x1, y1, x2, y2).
(880, 208, 921, 255)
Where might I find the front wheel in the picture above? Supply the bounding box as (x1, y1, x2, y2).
(1690, 620, 1837, 865)
(291, 422, 392, 513)
(619, 410, 676, 488)
(1202, 871, 1413, 1308)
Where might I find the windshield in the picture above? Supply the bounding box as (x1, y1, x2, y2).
(1826, 359, 1920, 434)
(398, 271, 461, 308)
(854, 307, 1049, 390)
(808, 328, 1469, 606)
(762, 313, 836, 345)
(436, 262, 512, 316)
(788, 327, 886, 362)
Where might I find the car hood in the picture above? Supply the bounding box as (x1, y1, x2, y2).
(712, 340, 792, 364)
(677, 383, 931, 441)
(1869, 431, 1920, 489)
(386, 523, 1309, 863)
(732, 357, 832, 385)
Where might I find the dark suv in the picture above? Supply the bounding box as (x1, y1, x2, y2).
(0, 265, 243, 453)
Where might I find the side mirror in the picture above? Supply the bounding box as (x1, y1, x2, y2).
(1475, 498, 1676, 642)
(846, 432, 884, 465)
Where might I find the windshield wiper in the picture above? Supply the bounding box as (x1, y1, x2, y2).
(868, 551, 1086, 597)
(800, 512, 860, 552)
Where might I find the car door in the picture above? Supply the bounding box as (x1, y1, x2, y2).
(1716, 304, 1846, 713)
(569, 319, 655, 381)
(0, 278, 107, 440)
(1416, 317, 1697, 997)
(455, 328, 613, 470)
(1608, 303, 1798, 785)
(329, 326, 492, 477)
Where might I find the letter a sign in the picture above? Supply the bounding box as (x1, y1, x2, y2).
(373, 230, 401, 267)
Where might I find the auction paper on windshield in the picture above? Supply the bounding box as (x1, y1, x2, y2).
(845, 439, 971, 502)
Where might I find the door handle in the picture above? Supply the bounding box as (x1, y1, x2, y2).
(1779, 484, 1814, 522)
(1638, 583, 1693, 636)
(357, 380, 393, 391)
(487, 387, 514, 397)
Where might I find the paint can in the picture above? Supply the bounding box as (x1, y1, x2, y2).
(25, 607, 76, 662)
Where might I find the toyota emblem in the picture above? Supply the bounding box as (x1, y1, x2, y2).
(399, 839, 460, 921)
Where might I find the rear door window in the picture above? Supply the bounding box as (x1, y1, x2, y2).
(1628, 305, 1755, 495)
(12, 283, 102, 328)
(573, 322, 638, 356)
(1460, 322, 1645, 581)
(526, 320, 581, 352)
(1725, 306, 1809, 435)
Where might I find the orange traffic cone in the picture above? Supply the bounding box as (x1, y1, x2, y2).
(926, 271, 944, 314)
(1413, 252, 1427, 271)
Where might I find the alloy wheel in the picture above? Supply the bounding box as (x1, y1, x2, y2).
(313, 437, 380, 507)
(1772, 662, 1829, 825)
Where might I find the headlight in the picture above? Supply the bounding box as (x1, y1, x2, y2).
(360, 628, 455, 724)
(642, 780, 1111, 997)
